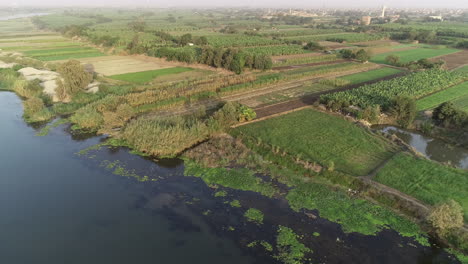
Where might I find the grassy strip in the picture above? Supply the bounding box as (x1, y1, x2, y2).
(416, 82, 468, 110)
(109, 67, 193, 84)
(371, 47, 460, 64)
(184, 160, 277, 197)
(34, 52, 106, 61)
(338, 67, 402, 85)
(233, 108, 397, 176)
(375, 153, 468, 220)
(286, 181, 429, 242)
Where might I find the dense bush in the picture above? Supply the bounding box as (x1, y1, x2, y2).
(390, 96, 416, 128)
(432, 102, 468, 129)
(56, 60, 93, 101)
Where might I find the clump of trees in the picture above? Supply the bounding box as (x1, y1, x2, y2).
(385, 55, 444, 70)
(339, 49, 371, 63)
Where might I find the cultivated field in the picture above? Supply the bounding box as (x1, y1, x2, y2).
(370, 46, 460, 64)
(338, 67, 402, 85)
(432, 50, 468, 70)
(233, 108, 397, 175)
(74, 56, 178, 76)
(109, 67, 193, 84)
(375, 153, 468, 220)
(416, 82, 468, 110)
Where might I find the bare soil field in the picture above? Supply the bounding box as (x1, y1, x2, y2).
(369, 46, 416, 55)
(72, 56, 176, 76)
(353, 40, 397, 47)
(430, 50, 468, 70)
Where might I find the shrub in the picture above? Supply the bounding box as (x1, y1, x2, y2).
(23, 97, 45, 117)
(70, 107, 104, 131)
(432, 102, 468, 129)
(57, 60, 93, 100)
(390, 96, 416, 128)
(428, 200, 464, 236)
(386, 55, 400, 65)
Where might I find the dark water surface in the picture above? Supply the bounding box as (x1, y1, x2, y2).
(377, 126, 468, 169)
(0, 92, 460, 264)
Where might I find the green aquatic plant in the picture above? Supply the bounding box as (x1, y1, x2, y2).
(275, 226, 312, 264)
(244, 208, 264, 225)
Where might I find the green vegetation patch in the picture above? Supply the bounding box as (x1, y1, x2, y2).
(184, 160, 277, 197)
(244, 208, 264, 224)
(234, 108, 396, 175)
(416, 82, 468, 110)
(371, 47, 460, 64)
(109, 67, 193, 84)
(287, 181, 428, 241)
(375, 153, 468, 220)
(339, 67, 402, 85)
(275, 226, 312, 264)
(451, 94, 468, 112)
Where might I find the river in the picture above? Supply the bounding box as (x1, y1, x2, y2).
(0, 92, 460, 264)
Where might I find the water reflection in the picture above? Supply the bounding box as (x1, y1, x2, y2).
(379, 126, 468, 169)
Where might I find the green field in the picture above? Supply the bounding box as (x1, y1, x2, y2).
(338, 67, 402, 84)
(21, 47, 106, 61)
(233, 108, 397, 175)
(454, 65, 468, 74)
(375, 153, 468, 220)
(109, 67, 193, 84)
(416, 82, 468, 110)
(371, 47, 460, 64)
(452, 94, 468, 112)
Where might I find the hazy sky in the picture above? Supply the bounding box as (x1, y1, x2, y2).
(3, 0, 468, 8)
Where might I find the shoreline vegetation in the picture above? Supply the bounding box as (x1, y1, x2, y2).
(1, 8, 468, 263)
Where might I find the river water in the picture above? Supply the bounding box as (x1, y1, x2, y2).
(0, 92, 460, 264)
(0, 13, 49, 21)
(377, 126, 468, 169)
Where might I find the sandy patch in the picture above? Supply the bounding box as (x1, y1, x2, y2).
(0, 60, 16, 68)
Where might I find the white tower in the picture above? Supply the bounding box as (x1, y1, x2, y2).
(381, 6, 386, 18)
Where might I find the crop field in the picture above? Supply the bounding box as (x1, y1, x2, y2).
(370, 46, 460, 64)
(73, 56, 178, 76)
(321, 69, 464, 109)
(233, 108, 397, 175)
(455, 65, 468, 74)
(338, 67, 402, 85)
(283, 33, 387, 43)
(416, 82, 468, 110)
(206, 35, 282, 47)
(375, 153, 468, 220)
(24, 47, 106, 61)
(242, 45, 308, 56)
(451, 94, 468, 112)
(109, 67, 193, 84)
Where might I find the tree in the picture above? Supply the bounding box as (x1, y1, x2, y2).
(390, 96, 416, 128)
(179, 33, 192, 46)
(385, 55, 400, 65)
(339, 49, 354, 59)
(428, 200, 464, 236)
(195, 36, 208, 46)
(355, 49, 371, 63)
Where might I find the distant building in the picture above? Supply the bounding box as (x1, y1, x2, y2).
(429, 15, 443, 21)
(361, 16, 372, 25)
(381, 6, 387, 18)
